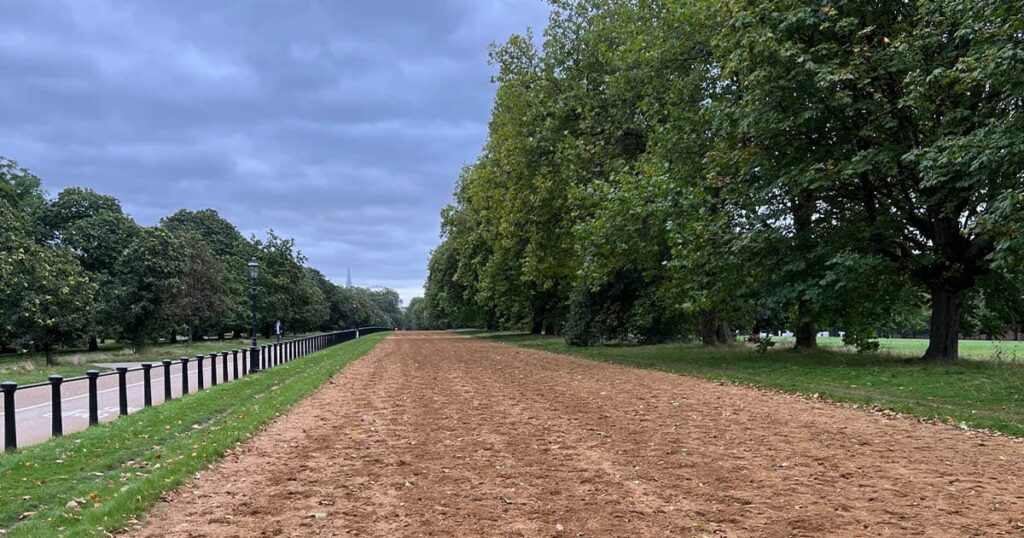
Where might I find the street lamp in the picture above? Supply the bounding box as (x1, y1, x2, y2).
(248, 257, 260, 373)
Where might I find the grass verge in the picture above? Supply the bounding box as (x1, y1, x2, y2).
(0, 332, 390, 537)
(467, 331, 1024, 437)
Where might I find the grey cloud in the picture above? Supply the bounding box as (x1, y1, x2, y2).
(0, 0, 550, 301)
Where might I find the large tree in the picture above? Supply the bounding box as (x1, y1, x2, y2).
(720, 0, 1024, 360)
(161, 209, 250, 337)
(42, 187, 140, 349)
(113, 228, 187, 348)
(1, 242, 95, 364)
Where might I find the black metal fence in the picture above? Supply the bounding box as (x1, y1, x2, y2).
(1, 327, 390, 452)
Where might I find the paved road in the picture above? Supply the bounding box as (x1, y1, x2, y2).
(1, 352, 247, 448)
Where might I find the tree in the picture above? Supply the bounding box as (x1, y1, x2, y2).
(0, 157, 47, 240)
(42, 187, 140, 349)
(0, 241, 95, 365)
(113, 228, 186, 348)
(404, 297, 429, 330)
(166, 238, 230, 344)
(250, 231, 329, 336)
(718, 0, 1024, 360)
(161, 209, 250, 337)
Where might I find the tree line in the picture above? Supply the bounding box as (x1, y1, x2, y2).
(421, 0, 1024, 361)
(1, 157, 402, 364)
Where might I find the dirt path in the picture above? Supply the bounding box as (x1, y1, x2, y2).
(131, 332, 1024, 537)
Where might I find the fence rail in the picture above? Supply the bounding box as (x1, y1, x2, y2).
(0, 327, 391, 452)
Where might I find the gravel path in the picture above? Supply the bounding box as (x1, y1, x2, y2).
(131, 332, 1024, 537)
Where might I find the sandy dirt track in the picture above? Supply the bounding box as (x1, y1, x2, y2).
(132, 332, 1024, 537)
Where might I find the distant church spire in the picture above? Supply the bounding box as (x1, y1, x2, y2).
(346, 269, 352, 288)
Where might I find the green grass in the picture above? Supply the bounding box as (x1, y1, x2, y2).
(466, 331, 1024, 437)
(770, 335, 1024, 360)
(0, 332, 389, 537)
(0, 332, 326, 386)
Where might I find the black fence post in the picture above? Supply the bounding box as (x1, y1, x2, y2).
(250, 346, 260, 374)
(2, 381, 17, 451)
(49, 375, 63, 438)
(209, 353, 218, 386)
(261, 345, 267, 370)
(87, 370, 100, 425)
(196, 355, 205, 390)
(181, 358, 190, 395)
(222, 351, 229, 381)
(162, 360, 173, 401)
(117, 367, 129, 416)
(233, 350, 240, 379)
(142, 364, 153, 407)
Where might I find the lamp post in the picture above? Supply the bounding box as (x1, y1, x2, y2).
(248, 257, 261, 373)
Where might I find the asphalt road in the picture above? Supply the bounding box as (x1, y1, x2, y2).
(1, 352, 247, 449)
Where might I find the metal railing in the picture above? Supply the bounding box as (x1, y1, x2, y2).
(1, 327, 391, 452)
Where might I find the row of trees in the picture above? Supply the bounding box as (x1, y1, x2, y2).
(1, 157, 401, 364)
(422, 0, 1024, 361)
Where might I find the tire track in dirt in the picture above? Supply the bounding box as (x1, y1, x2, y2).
(132, 332, 1024, 537)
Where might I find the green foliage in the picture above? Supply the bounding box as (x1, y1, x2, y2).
(424, 0, 1024, 360)
(165, 238, 230, 342)
(754, 335, 776, 354)
(112, 228, 187, 347)
(1, 158, 400, 359)
(0, 243, 95, 364)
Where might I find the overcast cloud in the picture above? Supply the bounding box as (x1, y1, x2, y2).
(0, 0, 550, 303)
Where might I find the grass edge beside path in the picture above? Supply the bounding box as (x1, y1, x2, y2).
(465, 331, 1024, 438)
(0, 332, 391, 538)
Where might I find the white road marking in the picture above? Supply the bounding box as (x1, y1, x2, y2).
(11, 369, 228, 413)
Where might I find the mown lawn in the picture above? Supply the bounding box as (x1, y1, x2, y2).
(467, 332, 1024, 437)
(0, 332, 326, 386)
(0, 332, 389, 537)
(770, 335, 1024, 361)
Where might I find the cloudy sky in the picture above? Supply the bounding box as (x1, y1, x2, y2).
(0, 0, 550, 303)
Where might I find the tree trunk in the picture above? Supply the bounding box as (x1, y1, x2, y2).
(88, 335, 100, 352)
(190, 324, 203, 343)
(169, 329, 178, 345)
(794, 319, 817, 349)
(544, 321, 557, 336)
(45, 343, 55, 366)
(218, 332, 225, 341)
(715, 322, 732, 345)
(923, 288, 960, 361)
(530, 316, 544, 335)
(699, 310, 720, 346)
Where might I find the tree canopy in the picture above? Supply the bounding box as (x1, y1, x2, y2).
(1, 157, 400, 357)
(423, 0, 1024, 361)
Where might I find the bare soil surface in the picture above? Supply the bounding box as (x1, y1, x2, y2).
(132, 332, 1024, 537)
